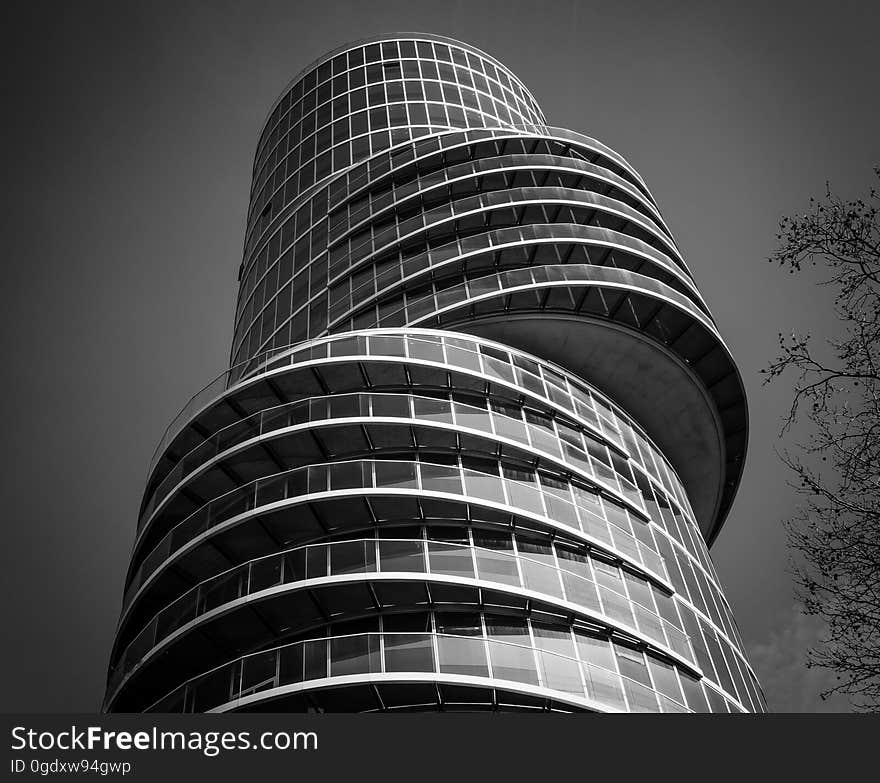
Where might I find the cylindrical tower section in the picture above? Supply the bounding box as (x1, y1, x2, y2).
(105, 34, 761, 714)
(237, 33, 546, 333)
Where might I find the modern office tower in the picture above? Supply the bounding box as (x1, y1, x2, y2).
(104, 34, 764, 713)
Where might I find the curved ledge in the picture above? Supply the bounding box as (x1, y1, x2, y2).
(141, 340, 692, 529)
(402, 266, 746, 540)
(142, 330, 698, 542)
(134, 409, 666, 561)
(120, 480, 676, 631)
(113, 525, 683, 678)
(205, 673, 620, 714)
(318, 228, 706, 346)
(105, 569, 701, 711)
(136, 628, 736, 714)
(244, 126, 662, 261)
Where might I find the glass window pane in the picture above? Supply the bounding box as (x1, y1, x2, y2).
(427, 541, 475, 578)
(532, 623, 575, 657)
(680, 672, 710, 712)
(575, 631, 615, 672)
(330, 460, 365, 490)
(633, 604, 666, 646)
(473, 534, 519, 586)
(368, 334, 407, 356)
(705, 684, 729, 713)
(420, 462, 463, 494)
(453, 402, 493, 433)
(463, 469, 505, 503)
(306, 546, 328, 579)
(520, 558, 562, 598)
(375, 460, 418, 488)
(407, 336, 445, 363)
(437, 635, 489, 677)
(192, 665, 233, 711)
(599, 586, 634, 627)
(413, 396, 453, 424)
(330, 540, 373, 574)
(544, 494, 579, 529)
(303, 638, 328, 680)
(330, 634, 381, 676)
(583, 663, 626, 711)
(487, 639, 538, 685)
(371, 394, 411, 417)
(474, 549, 519, 586)
(505, 480, 546, 515)
(249, 556, 283, 592)
(623, 678, 660, 712)
(383, 633, 435, 672)
(539, 650, 583, 695)
(648, 656, 683, 704)
(615, 644, 651, 687)
(482, 355, 514, 383)
(378, 539, 425, 572)
(445, 344, 482, 372)
(491, 411, 527, 443)
(282, 549, 307, 583)
(561, 572, 600, 613)
(435, 612, 482, 636)
(240, 650, 277, 697)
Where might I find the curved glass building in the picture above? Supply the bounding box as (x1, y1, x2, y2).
(104, 34, 764, 713)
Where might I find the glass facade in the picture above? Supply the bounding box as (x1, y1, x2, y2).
(104, 35, 759, 713)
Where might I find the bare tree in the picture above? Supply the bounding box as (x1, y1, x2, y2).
(762, 166, 880, 710)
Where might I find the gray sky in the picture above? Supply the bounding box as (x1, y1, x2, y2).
(2, 0, 876, 712)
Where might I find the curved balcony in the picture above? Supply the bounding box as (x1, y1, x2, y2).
(317, 186, 688, 297)
(313, 230, 706, 359)
(113, 458, 760, 699)
(235, 171, 702, 365)
(139, 377, 675, 532)
(144, 629, 718, 714)
(240, 127, 671, 289)
(142, 335, 687, 529)
(124, 459, 675, 608)
(132, 391, 683, 570)
(147, 331, 692, 517)
(109, 530, 693, 695)
(335, 267, 745, 542)
(244, 125, 662, 262)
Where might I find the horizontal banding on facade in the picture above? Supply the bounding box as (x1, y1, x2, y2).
(108, 461, 756, 712)
(145, 628, 705, 714)
(138, 332, 695, 528)
(238, 128, 670, 316)
(106, 565, 702, 710)
(106, 36, 761, 713)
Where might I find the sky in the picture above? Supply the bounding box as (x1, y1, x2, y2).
(1, 0, 876, 712)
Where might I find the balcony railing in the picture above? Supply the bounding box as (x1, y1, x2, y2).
(110, 534, 690, 697)
(145, 631, 692, 714)
(124, 459, 670, 617)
